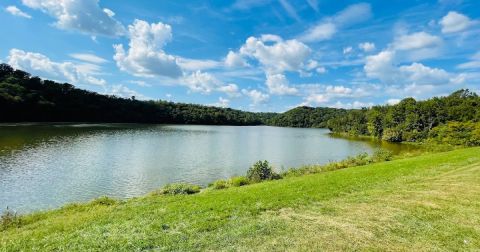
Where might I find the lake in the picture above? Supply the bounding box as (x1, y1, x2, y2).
(0, 124, 414, 213)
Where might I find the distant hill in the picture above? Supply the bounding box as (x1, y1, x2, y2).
(0, 64, 275, 125)
(267, 106, 347, 128)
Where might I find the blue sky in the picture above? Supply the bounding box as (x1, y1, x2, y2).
(1, 0, 479, 112)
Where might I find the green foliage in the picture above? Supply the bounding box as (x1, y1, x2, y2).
(229, 176, 249, 187)
(428, 121, 480, 146)
(0, 63, 274, 125)
(90, 196, 118, 206)
(212, 179, 229, 190)
(328, 89, 480, 145)
(156, 183, 201, 195)
(267, 106, 347, 128)
(246, 160, 280, 183)
(372, 149, 393, 162)
(1, 207, 22, 231)
(283, 149, 394, 177)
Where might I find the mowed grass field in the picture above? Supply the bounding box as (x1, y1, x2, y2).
(2, 147, 480, 251)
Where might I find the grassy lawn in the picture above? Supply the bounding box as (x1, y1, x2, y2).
(2, 147, 480, 251)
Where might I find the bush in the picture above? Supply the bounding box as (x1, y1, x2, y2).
(91, 196, 117, 206)
(382, 128, 403, 142)
(229, 176, 249, 187)
(1, 207, 21, 230)
(372, 149, 393, 162)
(428, 121, 480, 146)
(212, 179, 229, 189)
(246, 160, 279, 183)
(156, 183, 201, 195)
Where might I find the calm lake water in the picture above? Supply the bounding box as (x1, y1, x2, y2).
(0, 124, 415, 213)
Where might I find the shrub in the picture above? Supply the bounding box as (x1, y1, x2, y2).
(246, 160, 279, 183)
(428, 121, 480, 146)
(372, 149, 393, 162)
(1, 207, 21, 230)
(382, 128, 403, 142)
(212, 179, 229, 190)
(91, 196, 117, 206)
(156, 183, 201, 195)
(229, 176, 249, 187)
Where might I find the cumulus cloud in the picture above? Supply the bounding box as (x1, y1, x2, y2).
(183, 71, 240, 96)
(242, 89, 269, 104)
(5, 5, 32, 18)
(393, 32, 442, 51)
(358, 42, 375, 52)
(210, 97, 230, 108)
(7, 48, 106, 86)
(114, 19, 182, 78)
(21, 0, 125, 37)
(239, 35, 311, 74)
(265, 73, 298, 95)
(298, 3, 371, 43)
(224, 51, 249, 68)
(365, 49, 454, 86)
(387, 98, 401, 105)
(439, 11, 474, 33)
(106, 85, 149, 100)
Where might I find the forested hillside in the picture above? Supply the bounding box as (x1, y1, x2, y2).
(327, 89, 480, 145)
(266, 106, 347, 128)
(0, 64, 275, 125)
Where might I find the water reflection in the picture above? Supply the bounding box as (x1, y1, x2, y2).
(0, 124, 414, 213)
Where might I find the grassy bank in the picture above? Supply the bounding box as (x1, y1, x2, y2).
(2, 147, 480, 251)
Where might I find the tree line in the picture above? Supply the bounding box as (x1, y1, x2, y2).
(326, 89, 480, 145)
(0, 64, 276, 125)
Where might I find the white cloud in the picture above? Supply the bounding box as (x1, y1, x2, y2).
(325, 85, 353, 96)
(183, 71, 240, 97)
(69, 53, 107, 64)
(302, 93, 330, 106)
(343, 46, 353, 54)
(177, 58, 222, 71)
(7, 48, 106, 86)
(439, 11, 473, 33)
(457, 51, 480, 69)
(298, 23, 336, 42)
(365, 49, 453, 86)
(106, 85, 149, 100)
(114, 19, 182, 78)
(399, 62, 450, 84)
(210, 97, 230, 108)
(298, 3, 371, 43)
(22, 0, 125, 37)
(364, 50, 398, 83)
(278, 0, 300, 21)
(358, 42, 375, 52)
(239, 35, 311, 74)
(387, 98, 401, 105)
(306, 0, 318, 12)
(103, 8, 114, 17)
(225, 51, 248, 68)
(393, 32, 442, 51)
(265, 73, 298, 95)
(5, 5, 31, 18)
(242, 89, 269, 104)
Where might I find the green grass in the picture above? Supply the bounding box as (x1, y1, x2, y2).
(2, 147, 480, 251)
